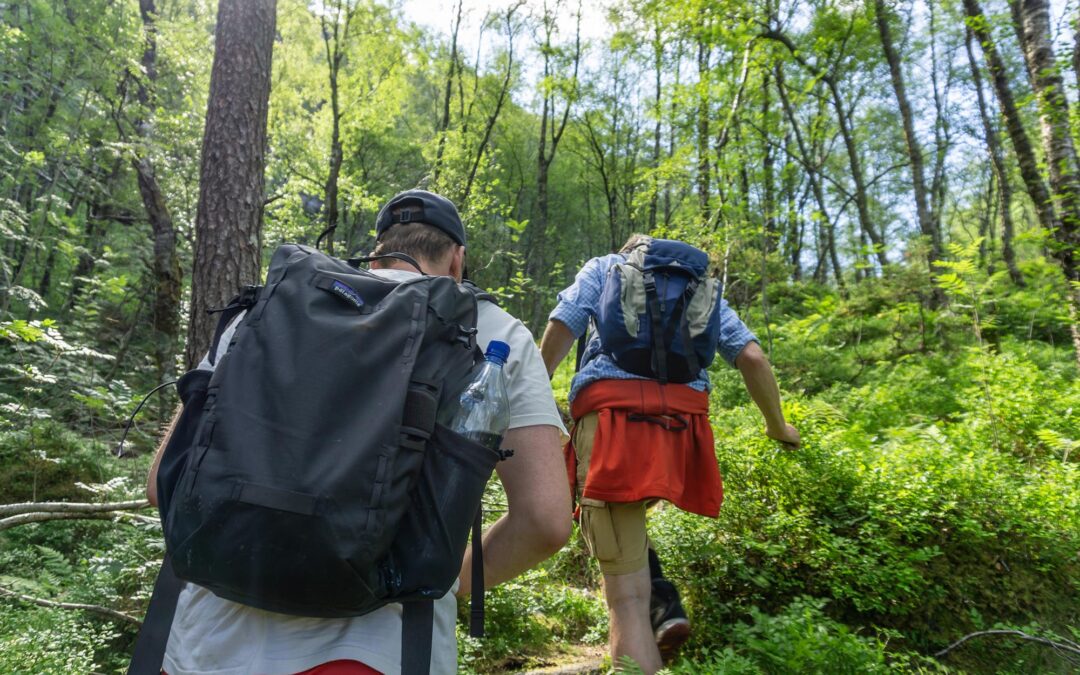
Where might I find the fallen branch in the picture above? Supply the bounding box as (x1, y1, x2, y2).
(935, 629, 1080, 660)
(0, 499, 149, 517)
(0, 509, 158, 532)
(0, 584, 141, 627)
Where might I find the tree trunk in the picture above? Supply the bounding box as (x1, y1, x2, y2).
(432, 0, 463, 185)
(1011, 0, 1080, 280)
(965, 25, 1023, 285)
(874, 0, 942, 270)
(762, 73, 776, 254)
(775, 65, 845, 290)
(762, 29, 888, 270)
(186, 0, 276, 368)
(462, 4, 520, 205)
(527, 1, 580, 325)
(696, 38, 711, 223)
(649, 19, 662, 232)
(962, 0, 1058, 239)
(135, 0, 183, 384)
(320, 1, 357, 256)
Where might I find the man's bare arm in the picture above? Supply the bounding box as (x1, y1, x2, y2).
(539, 319, 576, 379)
(735, 342, 801, 447)
(456, 424, 571, 595)
(146, 406, 182, 507)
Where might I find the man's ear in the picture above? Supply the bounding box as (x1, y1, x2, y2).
(449, 245, 466, 282)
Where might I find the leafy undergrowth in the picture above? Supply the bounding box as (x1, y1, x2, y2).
(2, 276, 1079, 673)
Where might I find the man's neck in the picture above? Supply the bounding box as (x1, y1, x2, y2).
(375, 259, 426, 275)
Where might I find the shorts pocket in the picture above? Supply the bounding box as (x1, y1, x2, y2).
(580, 502, 621, 564)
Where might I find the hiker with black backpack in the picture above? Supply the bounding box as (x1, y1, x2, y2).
(141, 190, 571, 675)
(539, 234, 800, 674)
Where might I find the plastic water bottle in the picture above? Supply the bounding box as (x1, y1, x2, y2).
(451, 340, 511, 451)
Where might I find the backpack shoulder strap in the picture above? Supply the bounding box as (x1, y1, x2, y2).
(206, 285, 261, 366)
(127, 554, 184, 675)
(401, 601, 434, 675)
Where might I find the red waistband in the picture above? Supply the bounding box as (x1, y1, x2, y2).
(571, 379, 709, 419)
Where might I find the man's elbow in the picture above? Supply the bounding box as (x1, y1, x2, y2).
(735, 341, 769, 371)
(530, 508, 573, 557)
(540, 518, 573, 557)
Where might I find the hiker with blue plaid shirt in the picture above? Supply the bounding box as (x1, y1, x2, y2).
(540, 234, 800, 674)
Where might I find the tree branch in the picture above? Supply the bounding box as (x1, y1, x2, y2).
(0, 500, 149, 517)
(0, 505, 158, 532)
(0, 585, 142, 627)
(935, 629, 1080, 660)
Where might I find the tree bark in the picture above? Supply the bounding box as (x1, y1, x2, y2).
(1010, 0, 1080, 280)
(185, 0, 276, 368)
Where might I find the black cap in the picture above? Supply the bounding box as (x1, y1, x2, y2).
(375, 189, 467, 247)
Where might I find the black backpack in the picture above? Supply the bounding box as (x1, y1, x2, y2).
(130, 244, 504, 674)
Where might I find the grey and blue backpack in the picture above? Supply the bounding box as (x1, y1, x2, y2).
(585, 237, 723, 383)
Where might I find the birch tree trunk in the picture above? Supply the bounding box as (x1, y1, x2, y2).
(1011, 0, 1080, 280)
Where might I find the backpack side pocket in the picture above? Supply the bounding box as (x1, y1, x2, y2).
(387, 423, 501, 601)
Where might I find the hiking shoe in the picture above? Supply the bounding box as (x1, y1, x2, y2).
(650, 578, 691, 663)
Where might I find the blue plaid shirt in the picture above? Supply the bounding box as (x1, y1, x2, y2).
(551, 253, 758, 402)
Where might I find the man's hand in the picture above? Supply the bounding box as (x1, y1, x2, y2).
(766, 423, 801, 449)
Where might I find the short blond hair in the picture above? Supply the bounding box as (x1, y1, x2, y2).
(619, 233, 651, 254)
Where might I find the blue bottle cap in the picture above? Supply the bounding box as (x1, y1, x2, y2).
(484, 340, 510, 365)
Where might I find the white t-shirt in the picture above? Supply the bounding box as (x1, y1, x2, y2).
(163, 269, 565, 675)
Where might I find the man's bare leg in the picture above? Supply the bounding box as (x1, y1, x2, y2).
(603, 565, 663, 674)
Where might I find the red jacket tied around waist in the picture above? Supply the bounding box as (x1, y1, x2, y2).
(566, 380, 723, 517)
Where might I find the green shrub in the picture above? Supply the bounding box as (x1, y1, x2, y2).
(0, 605, 119, 674)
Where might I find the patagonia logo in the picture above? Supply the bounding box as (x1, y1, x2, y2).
(330, 280, 365, 310)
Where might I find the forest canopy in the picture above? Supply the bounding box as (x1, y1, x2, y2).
(1, 0, 1078, 672)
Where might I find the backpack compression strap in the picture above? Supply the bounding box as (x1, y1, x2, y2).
(667, 279, 701, 379)
(470, 508, 485, 636)
(643, 271, 669, 384)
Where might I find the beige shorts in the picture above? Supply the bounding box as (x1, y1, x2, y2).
(573, 412, 650, 576)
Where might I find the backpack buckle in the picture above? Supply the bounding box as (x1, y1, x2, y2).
(456, 325, 477, 350)
(239, 284, 261, 306)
